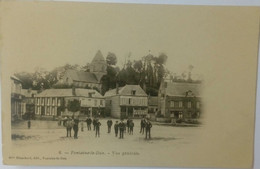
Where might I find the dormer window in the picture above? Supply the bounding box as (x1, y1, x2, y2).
(88, 92, 95, 98)
(131, 90, 136, 95)
(88, 93, 93, 98)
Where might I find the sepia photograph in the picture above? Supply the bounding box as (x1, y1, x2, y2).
(1, 1, 259, 168)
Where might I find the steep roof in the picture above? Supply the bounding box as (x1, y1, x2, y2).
(91, 50, 106, 64)
(75, 88, 103, 98)
(36, 88, 103, 98)
(66, 69, 98, 83)
(104, 85, 147, 97)
(165, 82, 201, 97)
(11, 75, 22, 83)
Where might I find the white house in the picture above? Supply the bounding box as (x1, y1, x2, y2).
(104, 85, 148, 118)
(35, 88, 104, 117)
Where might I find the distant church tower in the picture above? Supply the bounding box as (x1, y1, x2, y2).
(88, 50, 107, 82)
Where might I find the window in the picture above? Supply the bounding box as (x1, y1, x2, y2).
(170, 101, 174, 107)
(196, 102, 200, 108)
(179, 112, 183, 119)
(52, 98, 55, 105)
(131, 90, 136, 95)
(179, 101, 183, 108)
(100, 100, 103, 106)
(47, 107, 50, 115)
(188, 101, 192, 108)
(37, 106, 40, 114)
(129, 98, 131, 105)
(174, 101, 179, 108)
(52, 107, 55, 115)
(57, 98, 61, 106)
(47, 98, 50, 105)
(121, 107, 126, 112)
(41, 98, 45, 105)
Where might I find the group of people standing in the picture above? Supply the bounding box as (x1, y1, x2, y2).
(63, 116, 80, 139)
(62, 116, 152, 140)
(140, 118, 153, 139)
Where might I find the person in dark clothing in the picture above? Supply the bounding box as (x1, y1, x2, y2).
(129, 120, 134, 135)
(73, 118, 79, 139)
(114, 121, 119, 137)
(119, 120, 125, 139)
(126, 118, 131, 134)
(140, 118, 146, 134)
(107, 119, 113, 133)
(145, 120, 152, 139)
(95, 119, 101, 137)
(27, 120, 31, 129)
(93, 118, 97, 131)
(65, 118, 74, 137)
(86, 117, 92, 131)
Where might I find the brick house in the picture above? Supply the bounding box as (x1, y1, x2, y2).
(158, 81, 202, 120)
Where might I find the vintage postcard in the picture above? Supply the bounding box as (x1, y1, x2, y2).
(1, 1, 259, 168)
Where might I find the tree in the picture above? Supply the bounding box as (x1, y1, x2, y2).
(14, 72, 34, 89)
(100, 65, 119, 95)
(157, 53, 168, 65)
(67, 99, 81, 113)
(106, 52, 117, 65)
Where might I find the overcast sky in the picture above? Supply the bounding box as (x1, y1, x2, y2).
(2, 2, 259, 78)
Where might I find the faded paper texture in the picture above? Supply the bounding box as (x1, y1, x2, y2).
(1, 1, 259, 168)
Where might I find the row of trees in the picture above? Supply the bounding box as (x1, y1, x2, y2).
(14, 64, 85, 90)
(15, 51, 201, 96)
(100, 53, 169, 96)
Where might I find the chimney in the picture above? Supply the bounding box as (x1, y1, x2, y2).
(116, 83, 119, 94)
(72, 86, 76, 96)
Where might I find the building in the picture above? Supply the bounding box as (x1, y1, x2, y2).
(58, 69, 102, 90)
(11, 76, 26, 121)
(86, 50, 107, 82)
(158, 81, 202, 120)
(57, 50, 107, 91)
(148, 96, 158, 114)
(104, 85, 148, 118)
(34, 88, 104, 117)
(21, 89, 38, 118)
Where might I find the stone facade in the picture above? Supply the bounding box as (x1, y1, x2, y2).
(158, 81, 202, 119)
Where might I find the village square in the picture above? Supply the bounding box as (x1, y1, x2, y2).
(11, 50, 202, 147)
